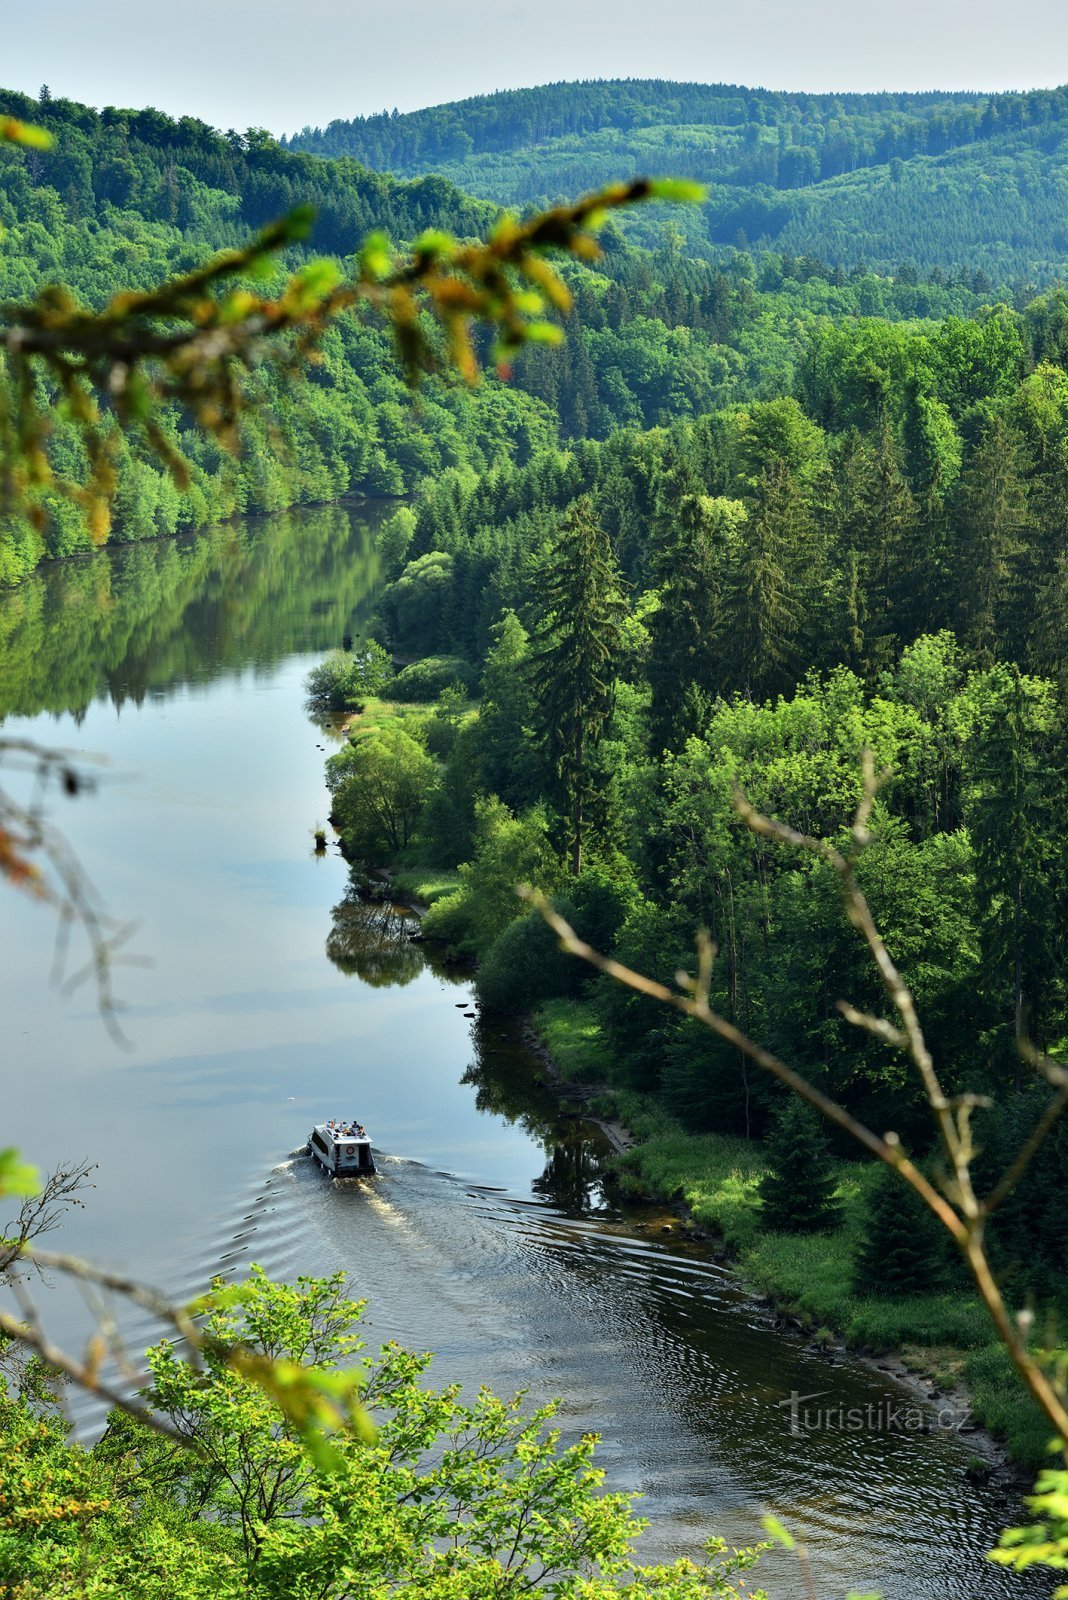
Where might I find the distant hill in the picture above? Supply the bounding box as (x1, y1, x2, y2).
(287, 79, 1068, 283)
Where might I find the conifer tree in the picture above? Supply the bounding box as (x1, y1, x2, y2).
(853, 1163, 943, 1295)
(964, 666, 1062, 1082)
(834, 421, 920, 677)
(646, 493, 743, 756)
(723, 462, 809, 702)
(759, 1098, 841, 1232)
(953, 415, 1030, 662)
(527, 496, 626, 875)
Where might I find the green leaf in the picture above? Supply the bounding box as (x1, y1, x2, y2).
(0, 117, 53, 151)
(520, 321, 564, 346)
(760, 1514, 796, 1550)
(0, 1148, 40, 1197)
(279, 204, 316, 243)
(359, 231, 393, 281)
(292, 259, 342, 304)
(412, 229, 455, 261)
(647, 178, 707, 204)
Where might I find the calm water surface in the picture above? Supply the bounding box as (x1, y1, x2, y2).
(0, 507, 1044, 1599)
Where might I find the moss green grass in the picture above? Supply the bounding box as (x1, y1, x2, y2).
(391, 867, 462, 907)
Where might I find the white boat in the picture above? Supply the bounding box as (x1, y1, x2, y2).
(308, 1121, 377, 1177)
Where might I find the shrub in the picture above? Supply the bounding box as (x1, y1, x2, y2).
(306, 643, 393, 711)
(392, 655, 478, 702)
(477, 903, 583, 1012)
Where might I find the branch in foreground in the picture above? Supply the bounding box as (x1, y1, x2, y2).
(1, 1240, 374, 1460)
(0, 177, 702, 537)
(0, 738, 140, 1043)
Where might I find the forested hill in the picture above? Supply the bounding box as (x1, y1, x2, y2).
(0, 81, 999, 582)
(286, 78, 1068, 283)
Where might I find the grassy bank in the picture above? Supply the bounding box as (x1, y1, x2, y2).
(531, 995, 1051, 1468)
(390, 866, 462, 907)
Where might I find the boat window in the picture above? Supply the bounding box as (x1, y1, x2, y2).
(311, 1131, 328, 1155)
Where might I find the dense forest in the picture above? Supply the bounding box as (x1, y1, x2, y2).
(288, 78, 1068, 282)
(0, 82, 1007, 582)
(322, 274, 1068, 1434)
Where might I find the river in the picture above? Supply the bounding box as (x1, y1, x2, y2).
(0, 505, 1044, 1599)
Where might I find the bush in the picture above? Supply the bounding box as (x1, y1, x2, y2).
(477, 870, 632, 1013)
(392, 655, 478, 702)
(306, 643, 393, 711)
(421, 887, 478, 953)
(477, 903, 583, 1012)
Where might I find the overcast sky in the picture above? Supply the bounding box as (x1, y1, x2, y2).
(6, 0, 1068, 135)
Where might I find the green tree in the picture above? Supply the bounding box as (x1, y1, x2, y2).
(953, 414, 1030, 660)
(964, 666, 1063, 1080)
(758, 1098, 841, 1232)
(327, 724, 435, 860)
(527, 496, 627, 874)
(853, 1163, 945, 1295)
(646, 494, 744, 755)
(723, 462, 810, 701)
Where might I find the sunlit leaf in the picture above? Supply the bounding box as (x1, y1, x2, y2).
(0, 1148, 40, 1197)
(647, 177, 707, 203)
(0, 117, 53, 150)
(761, 1514, 795, 1550)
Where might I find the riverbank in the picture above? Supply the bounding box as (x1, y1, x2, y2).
(526, 994, 1050, 1474)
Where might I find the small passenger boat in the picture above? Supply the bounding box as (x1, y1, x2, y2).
(308, 1121, 377, 1177)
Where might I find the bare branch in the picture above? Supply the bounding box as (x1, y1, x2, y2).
(0, 737, 138, 1043)
(521, 888, 963, 1238)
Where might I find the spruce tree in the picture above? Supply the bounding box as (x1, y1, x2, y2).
(953, 414, 1030, 662)
(646, 492, 741, 756)
(527, 496, 626, 875)
(834, 420, 920, 678)
(964, 665, 1061, 1082)
(724, 462, 809, 701)
(853, 1163, 943, 1296)
(759, 1098, 841, 1232)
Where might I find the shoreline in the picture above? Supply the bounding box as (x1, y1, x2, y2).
(362, 863, 1027, 1486)
(519, 1005, 1022, 1488)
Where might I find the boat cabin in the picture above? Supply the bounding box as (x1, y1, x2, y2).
(309, 1121, 376, 1177)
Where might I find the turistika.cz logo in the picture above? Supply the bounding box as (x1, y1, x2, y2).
(778, 1389, 971, 1439)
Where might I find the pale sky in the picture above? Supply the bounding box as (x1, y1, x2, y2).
(5, 0, 1068, 137)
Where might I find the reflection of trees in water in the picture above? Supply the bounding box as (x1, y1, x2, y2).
(530, 1141, 605, 1215)
(326, 883, 423, 988)
(462, 1031, 610, 1216)
(0, 503, 385, 720)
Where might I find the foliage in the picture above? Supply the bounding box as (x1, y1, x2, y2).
(758, 1098, 842, 1232)
(526, 495, 627, 873)
(391, 653, 477, 701)
(1, 1268, 770, 1598)
(327, 724, 435, 860)
(423, 797, 561, 957)
(852, 1162, 946, 1295)
(306, 641, 394, 711)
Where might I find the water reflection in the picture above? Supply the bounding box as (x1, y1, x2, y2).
(461, 1019, 613, 1215)
(0, 501, 387, 719)
(326, 880, 424, 989)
